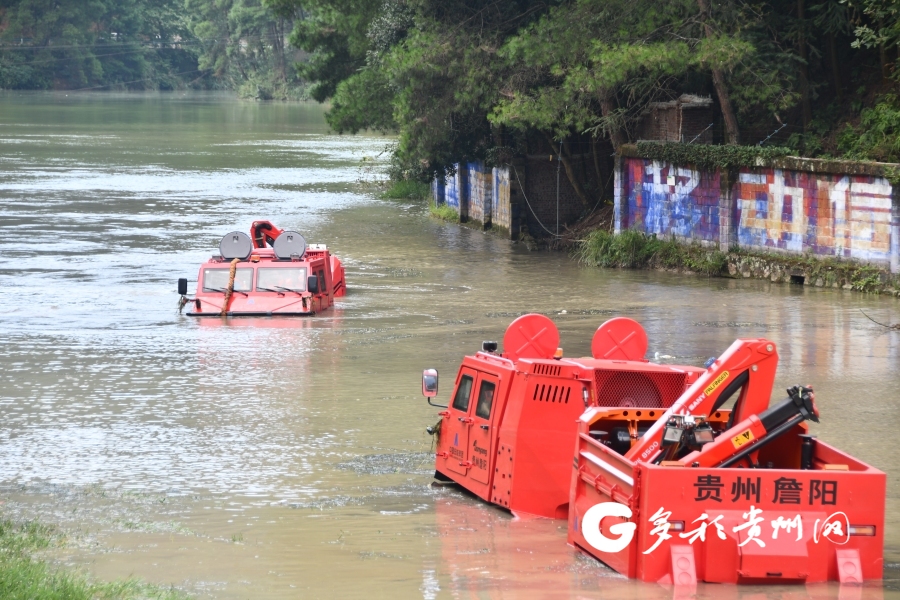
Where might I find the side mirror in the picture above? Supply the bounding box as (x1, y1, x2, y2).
(178, 278, 188, 295)
(422, 369, 438, 397)
(307, 275, 319, 294)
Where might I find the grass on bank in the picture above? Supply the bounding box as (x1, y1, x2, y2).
(0, 518, 189, 600)
(429, 200, 459, 222)
(576, 228, 898, 293)
(576, 229, 727, 276)
(380, 179, 430, 200)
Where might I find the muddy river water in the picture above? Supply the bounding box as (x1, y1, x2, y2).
(1, 91, 899, 598)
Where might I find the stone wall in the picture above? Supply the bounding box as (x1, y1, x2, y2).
(614, 150, 900, 273)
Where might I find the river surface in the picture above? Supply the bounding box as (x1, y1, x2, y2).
(0, 91, 899, 599)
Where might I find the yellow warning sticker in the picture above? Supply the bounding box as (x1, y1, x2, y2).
(703, 370, 730, 396)
(731, 430, 755, 449)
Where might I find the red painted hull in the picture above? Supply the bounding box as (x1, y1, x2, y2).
(186, 246, 345, 317)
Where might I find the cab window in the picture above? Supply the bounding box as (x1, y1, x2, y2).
(452, 375, 474, 412)
(257, 267, 307, 292)
(475, 381, 495, 420)
(203, 268, 253, 292)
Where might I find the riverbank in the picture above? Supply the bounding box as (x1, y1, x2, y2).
(0, 515, 188, 599)
(576, 229, 900, 297)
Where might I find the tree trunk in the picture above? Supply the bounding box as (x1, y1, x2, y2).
(600, 97, 625, 150)
(797, 0, 812, 131)
(697, 0, 741, 144)
(591, 136, 603, 186)
(828, 32, 842, 103)
(275, 18, 287, 82)
(544, 132, 591, 209)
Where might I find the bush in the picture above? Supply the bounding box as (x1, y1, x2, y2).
(381, 179, 430, 200)
(576, 229, 726, 276)
(429, 200, 459, 221)
(634, 142, 792, 171)
(838, 94, 900, 163)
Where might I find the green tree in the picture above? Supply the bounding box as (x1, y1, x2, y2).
(0, 0, 196, 89)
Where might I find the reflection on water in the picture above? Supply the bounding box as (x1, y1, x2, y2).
(0, 92, 898, 598)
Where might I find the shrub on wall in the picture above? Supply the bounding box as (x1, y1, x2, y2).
(633, 142, 793, 171)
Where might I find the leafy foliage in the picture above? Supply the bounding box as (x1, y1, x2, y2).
(633, 142, 793, 170)
(380, 179, 430, 199)
(0, 0, 298, 93)
(273, 0, 900, 197)
(0, 0, 197, 90)
(838, 94, 900, 162)
(576, 229, 727, 275)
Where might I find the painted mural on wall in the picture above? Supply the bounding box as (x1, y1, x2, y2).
(493, 167, 511, 231)
(467, 162, 492, 225)
(735, 169, 893, 263)
(444, 168, 463, 211)
(622, 158, 720, 244)
(432, 179, 445, 207)
(619, 157, 896, 267)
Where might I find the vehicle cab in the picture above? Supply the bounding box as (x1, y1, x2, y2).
(178, 223, 345, 317)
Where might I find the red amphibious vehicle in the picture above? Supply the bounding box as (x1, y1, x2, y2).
(178, 221, 345, 317)
(421, 314, 885, 586)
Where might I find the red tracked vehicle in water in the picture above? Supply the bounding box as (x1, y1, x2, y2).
(178, 221, 345, 317)
(420, 314, 885, 586)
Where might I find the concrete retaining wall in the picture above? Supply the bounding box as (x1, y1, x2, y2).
(492, 166, 511, 233)
(466, 162, 492, 227)
(433, 162, 517, 236)
(433, 159, 583, 238)
(614, 151, 900, 273)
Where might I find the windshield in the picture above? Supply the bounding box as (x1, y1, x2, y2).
(202, 268, 253, 292)
(257, 267, 307, 292)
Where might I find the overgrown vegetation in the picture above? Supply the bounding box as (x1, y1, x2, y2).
(380, 179, 430, 200)
(429, 200, 459, 222)
(0, 517, 189, 599)
(577, 230, 728, 275)
(633, 142, 793, 171)
(577, 229, 900, 294)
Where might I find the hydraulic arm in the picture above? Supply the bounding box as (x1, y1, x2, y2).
(675, 384, 819, 467)
(625, 338, 779, 464)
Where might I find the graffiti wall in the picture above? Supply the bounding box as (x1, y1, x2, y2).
(444, 167, 465, 214)
(616, 156, 899, 270)
(432, 178, 445, 207)
(466, 162, 492, 226)
(619, 158, 721, 244)
(735, 169, 893, 262)
(492, 166, 511, 231)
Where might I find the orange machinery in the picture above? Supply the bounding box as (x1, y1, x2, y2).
(421, 314, 885, 585)
(177, 221, 345, 317)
